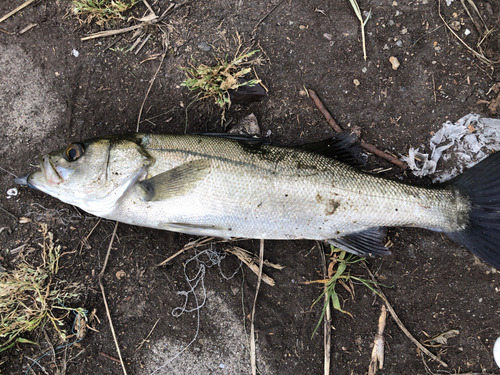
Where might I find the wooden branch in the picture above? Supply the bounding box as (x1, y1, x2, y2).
(308, 89, 407, 169)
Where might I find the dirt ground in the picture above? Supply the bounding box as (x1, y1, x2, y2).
(1, 0, 500, 374)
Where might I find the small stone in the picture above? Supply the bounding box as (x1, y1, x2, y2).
(362, 67, 367, 73)
(197, 42, 211, 52)
(392, 1, 398, 5)
(396, 40, 403, 47)
(383, 44, 390, 50)
(389, 56, 400, 70)
(450, 20, 461, 31)
(464, 29, 471, 36)
(400, 27, 408, 35)
(323, 33, 333, 41)
(228, 113, 260, 135)
(299, 25, 307, 30)
(388, 20, 395, 26)
(353, 79, 360, 86)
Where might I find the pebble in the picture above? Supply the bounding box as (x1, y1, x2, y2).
(396, 40, 403, 47)
(389, 56, 400, 70)
(353, 79, 360, 86)
(323, 33, 333, 41)
(197, 42, 211, 52)
(362, 67, 367, 73)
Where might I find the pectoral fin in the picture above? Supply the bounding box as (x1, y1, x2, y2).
(327, 227, 391, 257)
(139, 159, 211, 201)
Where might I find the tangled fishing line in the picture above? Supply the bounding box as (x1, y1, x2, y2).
(150, 245, 242, 374)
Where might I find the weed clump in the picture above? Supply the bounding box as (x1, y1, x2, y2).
(181, 48, 264, 123)
(72, 0, 138, 25)
(306, 246, 383, 337)
(0, 224, 86, 353)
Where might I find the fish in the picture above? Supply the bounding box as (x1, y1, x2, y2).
(16, 132, 500, 269)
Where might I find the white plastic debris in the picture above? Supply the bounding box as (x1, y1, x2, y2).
(464, 29, 471, 36)
(402, 114, 500, 182)
(494, 337, 500, 368)
(72, 49, 79, 57)
(445, 0, 455, 5)
(7, 187, 18, 198)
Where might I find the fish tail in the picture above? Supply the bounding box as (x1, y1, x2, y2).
(446, 152, 500, 269)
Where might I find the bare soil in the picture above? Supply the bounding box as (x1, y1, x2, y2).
(1, 0, 500, 374)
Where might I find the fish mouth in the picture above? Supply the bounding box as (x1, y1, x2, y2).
(39, 155, 64, 185)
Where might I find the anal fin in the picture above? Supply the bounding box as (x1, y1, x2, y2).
(327, 227, 391, 257)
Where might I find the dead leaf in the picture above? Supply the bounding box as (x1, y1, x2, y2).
(425, 329, 459, 346)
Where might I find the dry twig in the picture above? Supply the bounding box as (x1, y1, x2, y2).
(361, 263, 448, 368)
(308, 89, 407, 169)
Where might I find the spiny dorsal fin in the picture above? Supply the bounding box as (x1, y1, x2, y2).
(139, 159, 211, 201)
(327, 227, 391, 257)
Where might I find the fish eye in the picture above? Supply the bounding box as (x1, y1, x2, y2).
(66, 143, 84, 161)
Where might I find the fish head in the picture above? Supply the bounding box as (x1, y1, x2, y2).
(26, 135, 153, 215)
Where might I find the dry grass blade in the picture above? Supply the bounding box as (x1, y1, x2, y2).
(438, 0, 499, 67)
(368, 305, 387, 375)
(318, 242, 331, 375)
(157, 236, 236, 266)
(225, 246, 283, 286)
(98, 221, 128, 375)
(250, 239, 265, 375)
(360, 262, 448, 368)
(137, 32, 168, 132)
(0, 0, 36, 24)
(347, 0, 371, 61)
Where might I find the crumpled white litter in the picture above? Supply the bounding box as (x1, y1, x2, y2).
(445, 0, 455, 5)
(401, 114, 500, 182)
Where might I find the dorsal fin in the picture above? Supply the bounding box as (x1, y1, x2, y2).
(298, 131, 365, 166)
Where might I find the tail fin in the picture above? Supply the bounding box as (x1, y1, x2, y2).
(446, 152, 500, 269)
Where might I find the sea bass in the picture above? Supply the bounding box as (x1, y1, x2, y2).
(17, 133, 500, 269)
